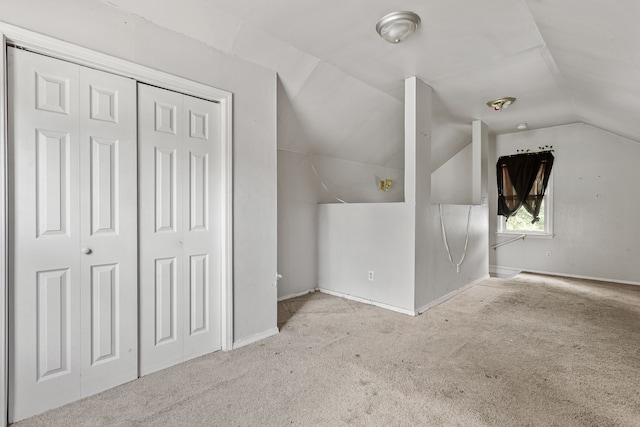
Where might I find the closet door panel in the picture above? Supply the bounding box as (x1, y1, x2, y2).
(182, 95, 221, 359)
(79, 66, 137, 397)
(8, 47, 82, 423)
(139, 84, 185, 375)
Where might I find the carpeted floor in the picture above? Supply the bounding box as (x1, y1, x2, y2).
(13, 273, 640, 426)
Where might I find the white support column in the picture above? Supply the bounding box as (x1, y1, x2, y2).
(472, 120, 489, 205)
(404, 76, 433, 311)
(404, 76, 432, 205)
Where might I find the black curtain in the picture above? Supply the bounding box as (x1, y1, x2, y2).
(497, 151, 554, 223)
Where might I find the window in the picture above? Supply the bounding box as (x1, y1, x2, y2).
(496, 150, 554, 237)
(498, 175, 553, 236)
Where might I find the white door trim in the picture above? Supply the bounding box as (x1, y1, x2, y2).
(0, 33, 8, 427)
(0, 21, 234, 427)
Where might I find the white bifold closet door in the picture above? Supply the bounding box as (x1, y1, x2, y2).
(8, 48, 138, 422)
(138, 83, 221, 376)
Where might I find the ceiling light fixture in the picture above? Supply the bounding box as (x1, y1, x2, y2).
(517, 123, 528, 130)
(375, 11, 421, 44)
(487, 97, 516, 111)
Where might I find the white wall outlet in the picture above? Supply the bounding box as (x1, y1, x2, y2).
(546, 251, 552, 257)
(368, 271, 375, 281)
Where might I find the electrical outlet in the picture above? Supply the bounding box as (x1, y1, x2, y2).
(368, 271, 375, 281)
(546, 251, 552, 257)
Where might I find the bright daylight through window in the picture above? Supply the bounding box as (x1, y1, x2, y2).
(506, 200, 545, 232)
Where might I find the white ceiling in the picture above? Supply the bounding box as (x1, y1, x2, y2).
(103, 0, 640, 169)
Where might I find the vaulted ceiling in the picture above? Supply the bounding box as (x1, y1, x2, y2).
(102, 0, 640, 169)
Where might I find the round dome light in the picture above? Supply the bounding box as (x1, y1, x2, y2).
(376, 11, 421, 44)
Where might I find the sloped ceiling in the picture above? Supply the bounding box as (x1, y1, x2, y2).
(101, 0, 640, 169)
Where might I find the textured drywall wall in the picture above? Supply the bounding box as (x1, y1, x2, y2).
(431, 143, 473, 205)
(277, 150, 318, 299)
(318, 203, 416, 312)
(490, 123, 640, 284)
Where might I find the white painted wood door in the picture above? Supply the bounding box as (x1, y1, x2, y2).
(8, 48, 138, 422)
(138, 84, 221, 375)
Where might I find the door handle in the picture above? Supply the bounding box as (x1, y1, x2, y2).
(81, 247, 92, 255)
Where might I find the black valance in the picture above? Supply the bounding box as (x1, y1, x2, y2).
(497, 151, 554, 223)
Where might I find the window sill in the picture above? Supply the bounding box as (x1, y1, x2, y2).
(496, 232, 555, 240)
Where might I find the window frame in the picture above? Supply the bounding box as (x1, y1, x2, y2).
(497, 173, 554, 238)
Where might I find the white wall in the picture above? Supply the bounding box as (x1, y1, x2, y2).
(317, 177, 489, 315)
(277, 150, 318, 299)
(417, 203, 489, 309)
(490, 123, 640, 284)
(277, 149, 403, 300)
(317, 80, 489, 314)
(318, 203, 416, 312)
(432, 143, 473, 204)
(414, 118, 489, 310)
(0, 0, 278, 343)
(310, 154, 404, 204)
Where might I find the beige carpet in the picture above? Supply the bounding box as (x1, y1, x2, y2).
(14, 273, 640, 426)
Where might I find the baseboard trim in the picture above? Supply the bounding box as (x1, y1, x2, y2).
(489, 265, 521, 279)
(318, 288, 416, 316)
(277, 289, 316, 301)
(415, 274, 491, 315)
(319, 275, 492, 317)
(232, 327, 279, 350)
(491, 265, 640, 287)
